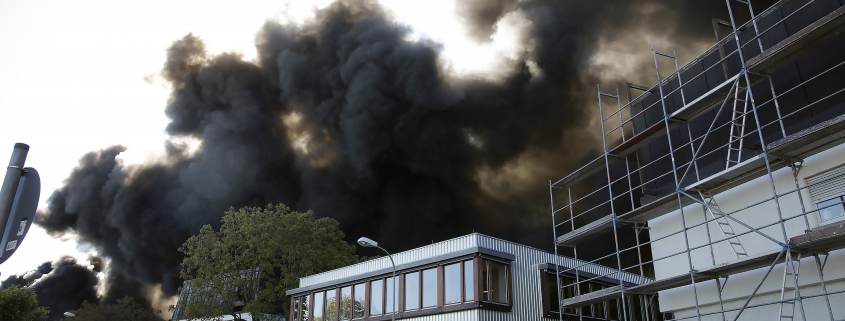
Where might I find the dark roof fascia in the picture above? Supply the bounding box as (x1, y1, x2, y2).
(286, 246, 515, 296)
(537, 263, 645, 288)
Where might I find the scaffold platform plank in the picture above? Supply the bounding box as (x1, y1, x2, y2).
(553, 155, 618, 189)
(556, 110, 845, 246)
(556, 214, 616, 246)
(768, 113, 845, 159)
(747, 5, 845, 76)
(619, 192, 695, 223)
(559, 227, 845, 308)
(684, 154, 790, 194)
(792, 221, 845, 253)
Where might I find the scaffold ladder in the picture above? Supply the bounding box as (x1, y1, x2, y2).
(726, 89, 750, 169)
(778, 250, 802, 320)
(698, 190, 748, 259)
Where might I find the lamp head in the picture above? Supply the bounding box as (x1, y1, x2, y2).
(357, 237, 378, 248)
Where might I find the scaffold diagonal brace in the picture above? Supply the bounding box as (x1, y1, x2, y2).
(678, 189, 784, 246)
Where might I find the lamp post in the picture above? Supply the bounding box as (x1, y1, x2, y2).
(357, 237, 396, 321)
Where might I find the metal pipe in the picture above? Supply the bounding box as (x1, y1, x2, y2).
(813, 254, 834, 321)
(597, 84, 628, 321)
(725, 1, 807, 317)
(0, 143, 29, 244)
(652, 45, 702, 320)
(550, 182, 564, 321)
(732, 249, 785, 321)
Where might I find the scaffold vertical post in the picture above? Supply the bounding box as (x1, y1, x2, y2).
(597, 84, 628, 321)
(652, 44, 702, 320)
(724, 1, 806, 318)
(549, 181, 564, 321)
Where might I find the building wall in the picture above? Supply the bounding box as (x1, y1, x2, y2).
(295, 233, 648, 321)
(649, 142, 845, 319)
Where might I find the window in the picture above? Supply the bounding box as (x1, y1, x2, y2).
(464, 260, 474, 301)
(405, 272, 420, 310)
(422, 268, 437, 308)
(806, 164, 845, 223)
(300, 295, 310, 321)
(325, 290, 336, 320)
(293, 297, 300, 321)
(541, 271, 671, 321)
(353, 283, 365, 318)
(370, 279, 383, 316)
(292, 255, 512, 321)
(481, 260, 489, 301)
(818, 197, 845, 221)
(489, 261, 508, 304)
(444, 263, 461, 304)
(340, 286, 352, 320)
(385, 276, 396, 314)
(313, 292, 324, 321)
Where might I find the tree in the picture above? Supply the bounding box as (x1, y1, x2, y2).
(68, 297, 160, 321)
(0, 284, 48, 321)
(177, 204, 362, 321)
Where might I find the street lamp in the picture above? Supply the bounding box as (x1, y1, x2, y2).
(357, 237, 396, 321)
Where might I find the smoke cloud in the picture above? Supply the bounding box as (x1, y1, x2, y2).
(1, 257, 101, 320)
(32, 0, 775, 310)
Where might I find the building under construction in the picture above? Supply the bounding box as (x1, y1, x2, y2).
(550, 0, 845, 320)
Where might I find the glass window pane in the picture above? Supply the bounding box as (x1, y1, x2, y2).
(313, 292, 324, 321)
(422, 268, 437, 308)
(326, 291, 336, 321)
(444, 263, 461, 304)
(594, 285, 606, 319)
(385, 277, 396, 314)
(546, 273, 560, 312)
(353, 283, 365, 318)
(370, 279, 383, 316)
(405, 272, 420, 310)
(340, 286, 352, 320)
(608, 297, 620, 320)
(561, 277, 576, 315)
(300, 295, 309, 321)
(481, 260, 489, 301)
(579, 283, 591, 316)
(464, 260, 474, 301)
(489, 261, 508, 304)
(818, 197, 845, 221)
(293, 297, 299, 321)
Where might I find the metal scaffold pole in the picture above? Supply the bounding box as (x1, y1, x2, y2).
(597, 84, 628, 321)
(651, 45, 702, 321)
(724, 0, 804, 319)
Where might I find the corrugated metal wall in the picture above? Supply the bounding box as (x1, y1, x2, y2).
(296, 233, 650, 321)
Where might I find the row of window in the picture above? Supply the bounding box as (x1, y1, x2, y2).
(543, 273, 672, 321)
(291, 257, 510, 321)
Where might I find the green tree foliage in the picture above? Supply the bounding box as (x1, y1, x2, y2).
(68, 297, 160, 321)
(177, 204, 361, 321)
(0, 284, 48, 321)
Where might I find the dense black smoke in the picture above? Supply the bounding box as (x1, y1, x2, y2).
(2, 257, 101, 320)
(33, 0, 775, 310)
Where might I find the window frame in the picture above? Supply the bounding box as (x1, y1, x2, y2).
(540, 269, 672, 321)
(290, 254, 513, 321)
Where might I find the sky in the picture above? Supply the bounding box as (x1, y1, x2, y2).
(0, 0, 529, 280)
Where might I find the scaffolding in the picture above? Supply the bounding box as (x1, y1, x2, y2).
(550, 0, 845, 320)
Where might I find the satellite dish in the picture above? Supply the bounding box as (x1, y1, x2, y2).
(0, 167, 39, 265)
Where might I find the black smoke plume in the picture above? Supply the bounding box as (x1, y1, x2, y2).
(33, 0, 776, 309)
(1, 257, 101, 320)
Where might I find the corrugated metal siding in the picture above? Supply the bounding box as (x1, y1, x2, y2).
(807, 163, 845, 203)
(300, 234, 480, 287)
(295, 234, 651, 321)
